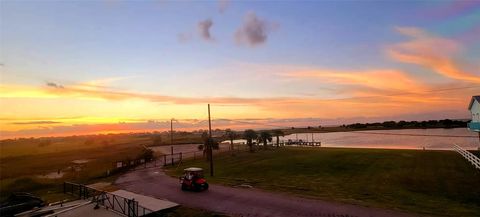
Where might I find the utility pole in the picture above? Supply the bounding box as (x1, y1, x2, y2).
(208, 104, 214, 176)
(171, 119, 174, 165)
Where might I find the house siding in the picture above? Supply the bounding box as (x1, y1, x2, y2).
(471, 100, 480, 122)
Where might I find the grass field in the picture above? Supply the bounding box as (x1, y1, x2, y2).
(166, 147, 480, 217)
(0, 131, 207, 199)
(0, 134, 154, 202)
(0, 132, 228, 216)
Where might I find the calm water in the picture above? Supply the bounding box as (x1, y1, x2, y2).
(282, 128, 479, 150)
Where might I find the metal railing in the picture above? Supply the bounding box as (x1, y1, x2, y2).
(453, 144, 480, 170)
(63, 182, 153, 217)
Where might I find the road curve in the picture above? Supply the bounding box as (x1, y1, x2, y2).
(115, 167, 419, 217)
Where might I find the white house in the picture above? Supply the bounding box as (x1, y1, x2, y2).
(468, 95, 480, 132)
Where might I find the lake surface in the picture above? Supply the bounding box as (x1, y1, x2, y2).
(282, 128, 479, 150)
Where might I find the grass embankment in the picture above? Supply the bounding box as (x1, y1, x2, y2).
(166, 147, 480, 217)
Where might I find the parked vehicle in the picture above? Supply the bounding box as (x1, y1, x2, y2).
(180, 167, 209, 191)
(0, 193, 45, 217)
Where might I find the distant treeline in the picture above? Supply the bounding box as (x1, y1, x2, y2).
(344, 119, 467, 129)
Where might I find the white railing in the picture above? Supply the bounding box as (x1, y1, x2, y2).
(453, 144, 480, 170)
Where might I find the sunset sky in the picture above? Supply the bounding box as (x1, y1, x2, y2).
(1, 1, 479, 138)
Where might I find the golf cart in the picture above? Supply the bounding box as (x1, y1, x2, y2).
(180, 167, 209, 191)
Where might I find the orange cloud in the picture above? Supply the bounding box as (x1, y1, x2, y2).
(0, 87, 473, 139)
(387, 26, 480, 83)
(282, 69, 424, 93)
(1, 67, 477, 139)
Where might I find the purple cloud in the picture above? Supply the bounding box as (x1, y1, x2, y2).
(198, 19, 214, 41)
(235, 12, 275, 47)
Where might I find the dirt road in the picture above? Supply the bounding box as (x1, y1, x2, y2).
(115, 167, 419, 217)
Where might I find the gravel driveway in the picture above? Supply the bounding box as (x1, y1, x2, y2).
(115, 167, 419, 217)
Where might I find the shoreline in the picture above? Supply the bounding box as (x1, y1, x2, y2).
(282, 126, 470, 135)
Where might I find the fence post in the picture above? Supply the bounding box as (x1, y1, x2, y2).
(127, 199, 131, 217)
(136, 200, 139, 217)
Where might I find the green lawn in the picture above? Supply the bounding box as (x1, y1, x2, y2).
(166, 147, 480, 217)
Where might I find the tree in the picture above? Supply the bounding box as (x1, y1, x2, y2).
(382, 121, 396, 128)
(138, 148, 154, 161)
(442, 119, 453, 128)
(201, 132, 210, 160)
(201, 132, 219, 161)
(243, 129, 257, 152)
(272, 129, 284, 147)
(258, 131, 272, 149)
(398, 120, 407, 128)
(225, 129, 237, 151)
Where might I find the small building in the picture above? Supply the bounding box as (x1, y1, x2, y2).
(468, 95, 480, 132)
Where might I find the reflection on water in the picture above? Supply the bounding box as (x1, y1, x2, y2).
(283, 128, 479, 150)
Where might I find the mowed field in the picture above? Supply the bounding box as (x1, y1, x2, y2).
(167, 147, 480, 217)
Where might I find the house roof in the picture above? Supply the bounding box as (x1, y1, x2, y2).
(468, 96, 480, 110)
